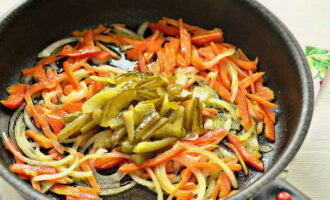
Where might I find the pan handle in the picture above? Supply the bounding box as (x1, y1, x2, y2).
(253, 177, 311, 200)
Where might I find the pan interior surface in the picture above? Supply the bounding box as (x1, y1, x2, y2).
(0, 0, 313, 199)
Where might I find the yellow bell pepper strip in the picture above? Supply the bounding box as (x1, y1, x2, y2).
(227, 134, 264, 171)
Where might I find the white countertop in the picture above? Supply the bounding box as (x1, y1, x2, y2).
(0, 0, 329, 199)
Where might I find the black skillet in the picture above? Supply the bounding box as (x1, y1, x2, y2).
(0, 0, 314, 199)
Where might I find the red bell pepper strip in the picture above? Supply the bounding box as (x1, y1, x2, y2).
(228, 55, 258, 71)
(47, 177, 73, 184)
(49, 148, 65, 161)
(186, 128, 227, 146)
(71, 24, 107, 37)
(118, 144, 185, 172)
(1, 83, 28, 109)
(46, 113, 65, 134)
(63, 59, 80, 89)
(179, 18, 191, 66)
(1, 94, 25, 110)
(236, 88, 253, 130)
(50, 184, 100, 200)
(210, 78, 232, 102)
(25, 92, 65, 154)
(94, 157, 127, 170)
(149, 22, 180, 36)
(264, 114, 275, 141)
(126, 30, 160, 60)
(21, 55, 61, 76)
(9, 164, 57, 177)
(191, 29, 223, 46)
(61, 102, 83, 113)
(162, 17, 203, 32)
(59, 45, 101, 58)
(93, 34, 122, 46)
(60, 30, 101, 58)
(78, 153, 100, 194)
(7, 84, 27, 94)
(227, 134, 264, 171)
(25, 129, 52, 149)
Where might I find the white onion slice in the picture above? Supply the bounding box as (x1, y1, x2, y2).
(38, 37, 80, 58)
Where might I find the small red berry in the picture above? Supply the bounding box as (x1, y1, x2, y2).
(277, 191, 292, 200)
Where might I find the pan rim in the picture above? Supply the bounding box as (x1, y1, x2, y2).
(0, 0, 314, 199)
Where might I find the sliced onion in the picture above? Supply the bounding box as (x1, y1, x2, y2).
(37, 37, 80, 58)
(33, 154, 79, 182)
(146, 168, 163, 200)
(120, 45, 134, 51)
(23, 108, 38, 131)
(174, 155, 206, 200)
(259, 144, 273, 153)
(14, 114, 39, 160)
(204, 48, 235, 68)
(60, 82, 88, 104)
(112, 25, 141, 40)
(137, 21, 149, 38)
(99, 181, 136, 196)
(9, 103, 25, 140)
(42, 91, 59, 110)
(180, 142, 238, 188)
(97, 65, 127, 74)
(129, 173, 155, 189)
(206, 98, 237, 121)
(155, 163, 175, 193)
(227, 62, 239, 103)
(2, 132, 75, 166)
(205, 179, 216, 199)
(224, 118, 232, 131)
